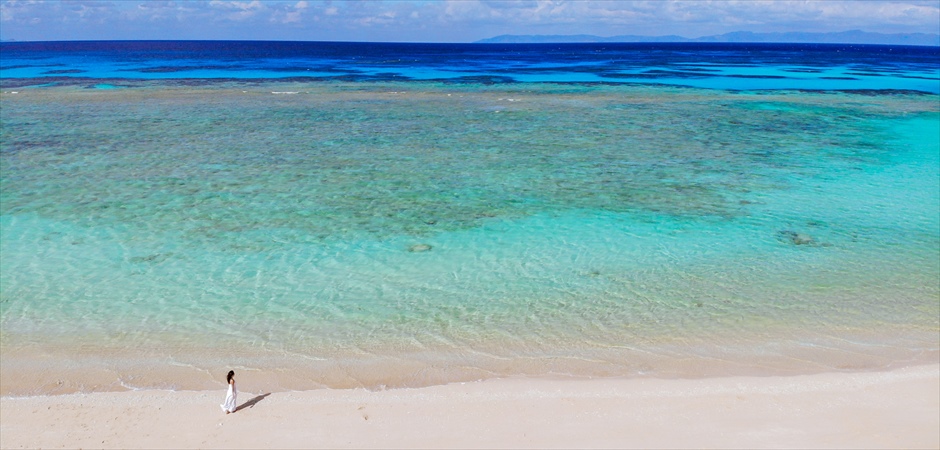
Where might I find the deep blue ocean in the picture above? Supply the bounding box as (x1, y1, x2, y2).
(1, 41, 938, 395)
(2, 40, 939, 92)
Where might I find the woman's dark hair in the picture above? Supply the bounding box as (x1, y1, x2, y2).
(227, 370, 235, 383)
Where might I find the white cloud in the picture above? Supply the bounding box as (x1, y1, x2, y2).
(271, 0, 306, 24)
(208, 0, 263, 21)
(355, 9, 396, 27)
(0, 0, 937, 42)
(1, 0, 43, 22)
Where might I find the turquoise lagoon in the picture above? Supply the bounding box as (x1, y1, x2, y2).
(1, 73, 938, 394)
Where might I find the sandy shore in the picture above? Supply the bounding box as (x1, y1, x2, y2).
(1, 364, 937, 449)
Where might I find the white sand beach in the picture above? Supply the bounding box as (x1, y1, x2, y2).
(1, 364, 937, 449)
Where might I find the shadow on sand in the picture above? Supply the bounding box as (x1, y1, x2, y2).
(236, 393, 271, 412)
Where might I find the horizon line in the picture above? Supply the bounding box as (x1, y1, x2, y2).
(2, 38, 939, 47)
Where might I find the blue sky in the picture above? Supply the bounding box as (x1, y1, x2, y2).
(1, 0, 939, 42)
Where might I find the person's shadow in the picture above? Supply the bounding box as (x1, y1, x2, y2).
(236, 393, 271, 412)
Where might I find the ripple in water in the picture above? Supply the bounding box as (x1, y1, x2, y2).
(1, 82, 937, 394)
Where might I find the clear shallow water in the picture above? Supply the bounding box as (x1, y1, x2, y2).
(1, 42, 939, 395)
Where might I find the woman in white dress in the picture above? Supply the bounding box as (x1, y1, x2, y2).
(220, 370, 237, 414)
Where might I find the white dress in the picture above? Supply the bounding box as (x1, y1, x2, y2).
(220, 381, 237, 413)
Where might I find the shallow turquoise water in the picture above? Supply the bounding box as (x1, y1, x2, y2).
(1, 83, 938, 394)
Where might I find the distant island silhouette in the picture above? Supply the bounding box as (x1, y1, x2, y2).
(476, 30, 940, 46)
